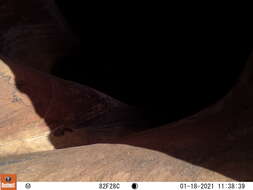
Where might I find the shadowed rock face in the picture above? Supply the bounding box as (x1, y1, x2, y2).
(52, 0, 250, 125)
(1, 57, 253, 181)
(0, 0, 77, 72)
(1, 0, 253, 181)
(0, 59, 150, 156)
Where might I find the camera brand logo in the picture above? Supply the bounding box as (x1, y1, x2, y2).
(0, 174, 16, 190)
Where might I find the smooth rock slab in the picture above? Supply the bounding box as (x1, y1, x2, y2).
(0, 144, 233, 181)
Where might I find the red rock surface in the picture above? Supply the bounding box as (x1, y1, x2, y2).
(0, 56, 253, 181)
(0, 59, 145, 156)
(0, 0, 253, 181)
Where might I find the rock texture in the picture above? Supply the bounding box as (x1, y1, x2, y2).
(0, 144, 234, 181)
(0, 59, 146, 156)
(0, 0, 253, 182)
(0, 0, 148, 157)
(0, 0, 76, 72)
(0, 56, 253, 181)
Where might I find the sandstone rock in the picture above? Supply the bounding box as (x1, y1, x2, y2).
(0, 144, 234, 181)
(0, 55, 253, 181)
(0, 0, 253, 182)
(0, 59, 146, 157)
(0, 0, 76, 72)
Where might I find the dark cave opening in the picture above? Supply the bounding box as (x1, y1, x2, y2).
(52, 1, 251, 126)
